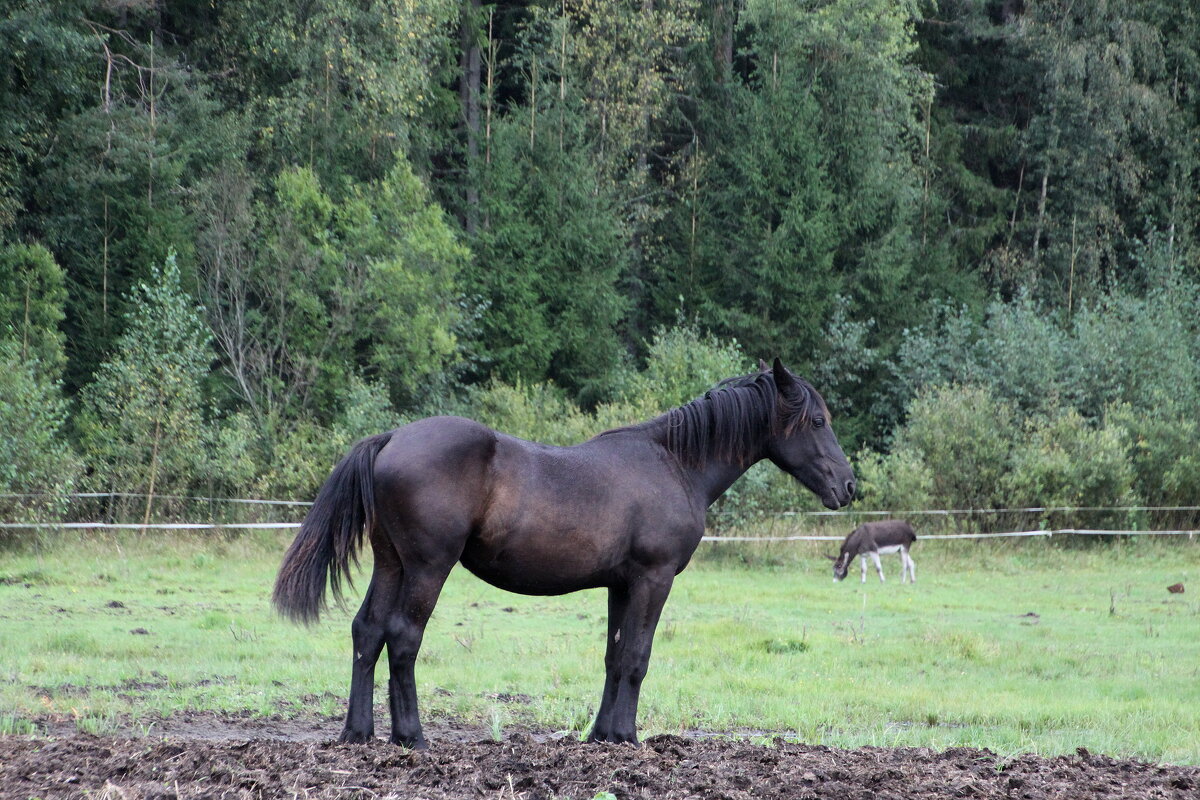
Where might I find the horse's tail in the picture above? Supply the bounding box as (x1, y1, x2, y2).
(272, 431, 394, 624)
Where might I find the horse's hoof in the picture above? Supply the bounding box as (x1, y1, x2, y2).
(586, 730, 638, 746)
(339, 728, 374, 744)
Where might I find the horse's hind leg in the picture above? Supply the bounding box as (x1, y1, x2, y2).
(342, 566, 400, 743)
(382, 563, 454, 749)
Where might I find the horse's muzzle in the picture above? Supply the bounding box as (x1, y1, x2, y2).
(822, 478, 856, 510)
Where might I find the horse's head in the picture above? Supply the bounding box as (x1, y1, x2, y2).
(762, 358, 856, 510)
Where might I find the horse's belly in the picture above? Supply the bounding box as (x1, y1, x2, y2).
(458, 529, 617, 595)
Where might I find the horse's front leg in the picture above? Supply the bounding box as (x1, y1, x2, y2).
(588, 569, 675, 745)
(588, 584, 630, 742)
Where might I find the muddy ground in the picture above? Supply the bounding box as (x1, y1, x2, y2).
(2, 714, 1197, 800)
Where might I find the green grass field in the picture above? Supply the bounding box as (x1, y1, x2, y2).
(1, 531, 1198, 763)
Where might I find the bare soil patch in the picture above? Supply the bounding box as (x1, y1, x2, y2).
(2, 716, 1197, 799)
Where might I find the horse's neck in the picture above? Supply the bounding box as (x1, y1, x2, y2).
(642, 410, 767, 507)
(684, 455, 760, 507)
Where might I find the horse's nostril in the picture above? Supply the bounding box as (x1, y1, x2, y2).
(845, 479, 856, 498)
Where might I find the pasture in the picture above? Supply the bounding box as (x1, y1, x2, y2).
(1, 531, 1198, 767)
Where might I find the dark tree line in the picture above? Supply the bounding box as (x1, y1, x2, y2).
(2, 0, 1199, 524)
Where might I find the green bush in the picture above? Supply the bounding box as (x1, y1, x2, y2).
(617, 323, 750, 412)
(0, 339, 80, 533)
(889, 285, 1200, 427)
(894, 384, 1020, 520)
(1003, 407, 1139, 530)
(854, 444, 934, 515)
(1107, 399, 1200, 528)
(335, 376, 407, 442)
(254, 418, 349, 502)
(863, 387, 1152, 534)
(465, 380, 598, 446)
(464, 323, 751, 447)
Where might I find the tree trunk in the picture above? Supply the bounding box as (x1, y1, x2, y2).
(711, 1, 735, 83)
(460, 0, 482, 235)
(142, 410, 163, 530)
(1032, 169, 1049, 265)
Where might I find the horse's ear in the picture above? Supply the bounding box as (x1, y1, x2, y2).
(772, 358, 797, 392)
(758, 358, 770, 372)
(824, 554, 838, 561)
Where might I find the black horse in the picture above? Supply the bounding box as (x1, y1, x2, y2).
(273, 359, 855, 747)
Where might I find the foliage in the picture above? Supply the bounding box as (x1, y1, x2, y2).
(887, 272, 1200, 428)
(468, 105, 629, 402)
(463, 322, 749, 446)
(854, 445, 933, 514)
(1107, 399, 1200, 527)
(862, 382, 1177, 531)
(0, 242, 66, 379)
(0, 340, 80, 528)
(668, 43, 838, 364)
(0, 0, 93, 231)
(75, 254, 215, 520)
(891, 384, 1020, 518)
(208, 0, 460, 185)
(464, 380, 600, 447)
(1018, 0, 1181, 299)
(616, 323, 749, 412)
(27, 5, 233, 393)
(199, 162, 464, 424)
(1, 0, 1199, 522)
(1003, 407, 1139, 530)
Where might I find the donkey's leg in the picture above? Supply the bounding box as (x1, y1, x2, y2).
(342, 571, 397, 743)
(869, 551, 885, 582)
(860, 554, 868, 583)
(382, 563, 455, 749)
(589, 568, 675, 745)
(905, 548, 916, 583)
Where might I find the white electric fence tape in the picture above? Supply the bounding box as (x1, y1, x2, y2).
(2, 494, 1197, 538)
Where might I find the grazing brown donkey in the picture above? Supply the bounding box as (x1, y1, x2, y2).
(831, 520, 917, 583)
(273, 359, 855, 747)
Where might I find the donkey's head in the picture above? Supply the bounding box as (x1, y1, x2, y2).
(830, 552, 852, 582)
(762, 359, 855, 510)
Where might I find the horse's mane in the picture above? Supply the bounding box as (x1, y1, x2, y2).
(604, 369, 822, 468)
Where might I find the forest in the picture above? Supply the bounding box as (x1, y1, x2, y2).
(2, 0, 1199, 532)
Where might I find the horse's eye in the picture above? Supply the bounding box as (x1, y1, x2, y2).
(813, 416, 826, 428)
